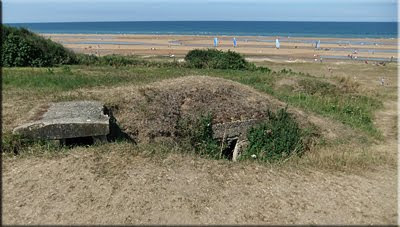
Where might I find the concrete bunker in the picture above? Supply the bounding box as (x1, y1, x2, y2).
(212, 119, 261, 161)
(12, 101, 132, 147)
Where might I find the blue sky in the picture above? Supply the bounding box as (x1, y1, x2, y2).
(3, 0, 398, 23)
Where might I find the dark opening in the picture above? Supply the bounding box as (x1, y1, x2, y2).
(64, 136, 94, 147)
(103, 105, 136, 144)
(221, 138, 238, 160)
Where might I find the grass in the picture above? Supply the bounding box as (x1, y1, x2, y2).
(3, 66, 145, 92)
(275, 81, 382, 137)
(223, 70, 381, 137)
(287, 141, 397, 173)
(3, 63, 382, 137)
(3, 69, 122, 92)
(241, 108, 306, 162)
(3, 57, 396, 172)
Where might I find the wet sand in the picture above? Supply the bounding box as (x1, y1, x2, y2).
(43, 34, 398, 62)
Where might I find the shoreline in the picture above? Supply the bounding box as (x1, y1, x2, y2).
(42, 33, 398, 62)
(42, 33, 398, 41)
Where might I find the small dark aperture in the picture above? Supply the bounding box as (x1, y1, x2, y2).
(221, 138, 238, 160)
(63, 136, 94, 147)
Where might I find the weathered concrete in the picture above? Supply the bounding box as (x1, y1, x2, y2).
(13, 101, 110, 140)
(212, 119, 262, 161)
(232, 140, 248, 162)
(212, 119, 262, 141)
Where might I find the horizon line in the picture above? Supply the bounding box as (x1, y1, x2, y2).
(6, 20, 398, 24)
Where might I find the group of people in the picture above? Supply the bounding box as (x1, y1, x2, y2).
(347, 54, 358, 60)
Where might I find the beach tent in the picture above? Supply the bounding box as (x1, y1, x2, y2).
(214, 37, 219, 47)
(233, 37, 237, 47)
(275, 38, 280, 49)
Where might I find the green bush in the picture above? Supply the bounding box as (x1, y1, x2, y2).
(76, 54, 142, 67)
(1, 25, 78, 67)
(100, 55, 140, 67)
(76, 53, 100, 66)
(184, 49, 256, 70)
(257, 66, 272, 73)
(76, 54, 185, 68)
(176, 113, 220, 159)
(241, 108, 304, 161)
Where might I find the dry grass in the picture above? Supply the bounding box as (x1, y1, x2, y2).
(104, 76, 285, 143)
(2, 60, 397, 171)
(257, 60, 397, 97)
(2, 59, 398, 224)
(2, 142, 397, 224)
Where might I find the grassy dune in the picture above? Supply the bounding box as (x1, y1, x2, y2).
(3, 62, 388, 137)
(3, 57, 397, 225)
(2, 59, 397, 171)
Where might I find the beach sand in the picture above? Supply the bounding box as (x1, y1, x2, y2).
(43, 34, 398, 62)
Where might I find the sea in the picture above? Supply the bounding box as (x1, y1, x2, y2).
(6, 21, 398, 38)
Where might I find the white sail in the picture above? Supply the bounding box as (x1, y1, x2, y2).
(316, 40, 320, 49)
(275, 39, 280, 49)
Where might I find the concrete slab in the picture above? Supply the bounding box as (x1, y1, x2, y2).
(212, 119, 262, 140)
(13, 101, 110, 140)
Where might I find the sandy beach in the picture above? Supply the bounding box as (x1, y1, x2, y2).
(43, 34, 398, 62)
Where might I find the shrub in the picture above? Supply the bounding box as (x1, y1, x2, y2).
(76, 54, 185, 68)
(176, 113, 220, 159)
(257, 66, 271, 73)
(279, 68, 294, 74)
(99, 55, 140, 67)
(76, 53, 100, 66)
(241, 108, 304, 161)
(1, 25, 78, 67)
(184, 49, 256, 70)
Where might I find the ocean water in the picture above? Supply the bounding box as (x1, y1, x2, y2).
(7, 21, 398, 38)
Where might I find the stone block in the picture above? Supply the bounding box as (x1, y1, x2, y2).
(13, 101, 110, 140)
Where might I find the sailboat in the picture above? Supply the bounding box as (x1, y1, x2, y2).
(214, 37, 219, 47)
(315, 40, 320, 49)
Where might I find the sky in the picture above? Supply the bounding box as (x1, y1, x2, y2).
(3, 0, 398, 23)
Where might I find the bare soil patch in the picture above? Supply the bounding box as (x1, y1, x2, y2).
(2, 145, 396, 225)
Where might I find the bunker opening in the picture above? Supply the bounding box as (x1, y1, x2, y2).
(62, 136, 94, 147)
(103, 105, 135, 143)
(221, 138, 238, 160)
